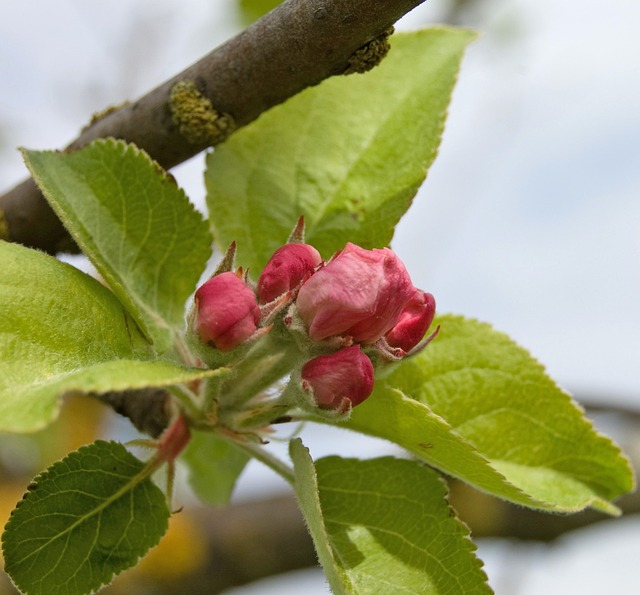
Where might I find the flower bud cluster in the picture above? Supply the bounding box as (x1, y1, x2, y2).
(189, 230, 436, 422)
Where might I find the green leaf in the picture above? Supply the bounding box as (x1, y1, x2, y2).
(206, 28, 476, 272)
(22, 139, 212, 353)
(290, 439, 491, 595)
(236, 0, 283, 25)
(346, 315, 635, 513)
(181, 430, 250, 506)
(290, 439, 347, 594)
(0, 241, 219, 433)
(2, 441, 170, 595)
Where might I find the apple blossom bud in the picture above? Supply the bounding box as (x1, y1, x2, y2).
(301, 345, 374, 409)
(296, 242, 415, 343)
(194, 272, 261, 351)
(384, 289, 436, 352)
(257, 243, 322, 304)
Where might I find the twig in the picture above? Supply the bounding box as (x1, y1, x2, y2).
(0, 0, 426, 254)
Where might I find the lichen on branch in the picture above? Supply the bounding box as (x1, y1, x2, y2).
(344, 26, 395, 74)
(0, 0, 428, 255)
(169, 80, 235, 145)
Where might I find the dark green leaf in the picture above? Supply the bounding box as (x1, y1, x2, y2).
(2, 441, 170, 595)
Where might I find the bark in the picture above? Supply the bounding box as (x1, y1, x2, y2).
(95, 388, 173, 438)
(0, 0, 426, 254)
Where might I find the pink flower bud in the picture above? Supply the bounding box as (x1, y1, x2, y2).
(384, 289, 436, 352)
(194, 272, 261, 351)
(296, 243, 415, 343)
(257, 243, 322, 304)
(301, 345, 374, 409)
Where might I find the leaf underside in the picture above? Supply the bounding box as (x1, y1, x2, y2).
(0, 241, 219, 433)
(181, 430, 250, 506)
(22, 139, 212, 353)
(206, 28, 477, 273)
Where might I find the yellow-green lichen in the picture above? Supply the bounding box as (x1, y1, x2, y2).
(344, 27, 394, 75)
(82, 101, 130, 131)
(0, 209, 9, 241)
(169, 80, 235, 146)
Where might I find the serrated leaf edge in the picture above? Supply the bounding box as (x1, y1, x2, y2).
(21, 139, 211, 353)
(289, 438, 354, 595)
(316, 455, 492, 594)
(2, 440, 169, 595)
(427, 314, 636, 507)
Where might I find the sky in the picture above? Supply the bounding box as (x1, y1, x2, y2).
(394, 0, 640, 400)
(1, 0, 639, 593)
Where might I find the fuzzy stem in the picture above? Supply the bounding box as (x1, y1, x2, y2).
(235, 440, 295, 485)
(221, 334, 300, 408)
(166, 384, 202, 421)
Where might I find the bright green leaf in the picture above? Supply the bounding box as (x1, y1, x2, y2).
(22, 139, 212, 353)
(236, 0, 283, 25)
(2, 441, 170, 595)
(346, 315, 635, 513)
(182, 430, 250, 506)
(290, 438, 352, 594)
(290, 439, 491, 595)
(206, 28, 476, 272)
(0, 241, 219, 433)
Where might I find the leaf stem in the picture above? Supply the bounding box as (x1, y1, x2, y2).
(234, 440, 295, 485)
(167, 384, 203, 421)
(173, 331, 196, 367)
(221, 336, 298, 407)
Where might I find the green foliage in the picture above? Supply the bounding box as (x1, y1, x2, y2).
(290, 439, 491, 594)
(181, 430, 250, 505)
(346, 315, 634, 514)
(22, 140, 212, 354)
(0, 20, 634, 595)
(236, 0, 283, 25)
(1, 441, 170, 595)
(290, 439, 345, 592)
(0, 241, 222, 433)
(206, 29, 476, 273)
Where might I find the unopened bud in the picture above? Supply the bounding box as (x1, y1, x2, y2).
(296, 243, 414, 343)
(301, 345, 374, 409)
(257, 243, 322, 304)
(193, 272, 260, 351)
(385, 290, 436, 353)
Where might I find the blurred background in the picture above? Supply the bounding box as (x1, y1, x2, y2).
(1, 0, 639, 593)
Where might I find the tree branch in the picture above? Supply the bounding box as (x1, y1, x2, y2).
(94, 388, 173, 438)
(0, 0, 426, 255)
